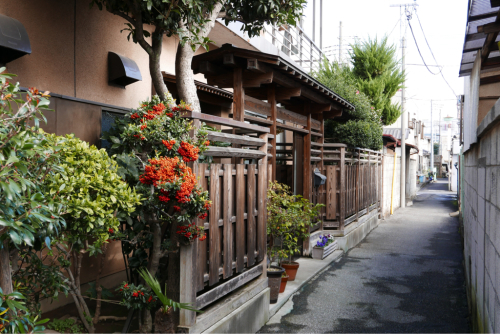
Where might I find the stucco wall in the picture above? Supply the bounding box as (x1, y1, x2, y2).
(462, 123, 500, 333)
(0, 0, 194, 109)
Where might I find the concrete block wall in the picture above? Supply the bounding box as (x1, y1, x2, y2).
(382, 154, 401, 218)
(462, 123, 500, 333)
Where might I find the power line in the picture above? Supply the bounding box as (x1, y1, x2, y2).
(407, 18, 441, 75)
(414, 10, 457, 98)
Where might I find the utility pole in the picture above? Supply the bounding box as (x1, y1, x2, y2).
(320, 0, 323, 50)
(391, 1, 417, 209)
(430, 100, 434, 177)
(339, 21, 343, 63)
(400, 36, 406, 208)
(312, 0, 316, 43)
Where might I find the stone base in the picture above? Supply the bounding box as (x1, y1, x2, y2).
(202, 287, 270, 334)
(334, 209, 380, 252)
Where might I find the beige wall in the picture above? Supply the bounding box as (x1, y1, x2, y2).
(0, 0, 204, 109)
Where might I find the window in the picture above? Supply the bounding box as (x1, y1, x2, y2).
(101, 109, 126, 149)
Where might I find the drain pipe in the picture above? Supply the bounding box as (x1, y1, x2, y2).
(391, 151, 397, 215)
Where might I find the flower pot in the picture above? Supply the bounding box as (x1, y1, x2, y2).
(282, 262, 300, 281)
(312, 240, 338, 260)
(279, 274, 289, 293)
(268, 266, 285, 304)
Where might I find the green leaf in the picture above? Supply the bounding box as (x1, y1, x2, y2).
(8, 230, 22, 244)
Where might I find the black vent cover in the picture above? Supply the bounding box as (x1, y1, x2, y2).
(108, 52, 142, 87)
(0, 14, 31, 65)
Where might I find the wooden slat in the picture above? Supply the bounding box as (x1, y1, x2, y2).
(179, 111, 269, 133)
(311, 149, 322, 155)
(277, 122, 309, 134)
(244, 115, 274, 126)
(207, 131, 266, 147)
(311, 157, 321, 162)
(268, 84, 277, 181)
(247, 164, 256, 267)
(196, 164, 208, 292)
(196, 264, 263, 309)
(205, 146, 267, 159)
(222, 164, 233, 279)
(209, 164, 221, 286)
(257, 134, 268, 263)
(326, 165, 336, 220)
(235, 164, 245, 273)
(323, 143, 347, 148)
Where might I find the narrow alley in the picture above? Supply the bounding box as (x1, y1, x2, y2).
(260, 179, 470, 333)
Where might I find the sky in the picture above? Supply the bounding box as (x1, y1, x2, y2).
(300, 0, 469, 126)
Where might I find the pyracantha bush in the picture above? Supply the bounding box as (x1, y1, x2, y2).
(116, 282, 158, 311)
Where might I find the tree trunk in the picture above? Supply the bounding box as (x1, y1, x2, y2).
(150, 31, 169, 100)
(93, 243, 108, 325)
(140, 220, 162, 333)
(175, 3, 224, 111)
(154, 307, 175, 333)
(175, 44, 200, 112)
(165, 219, 182, 331)
(0, 240, 13, 295)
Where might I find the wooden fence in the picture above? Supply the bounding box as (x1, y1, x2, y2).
(178, 111, 269, 328)
(312, 145, 382, 231)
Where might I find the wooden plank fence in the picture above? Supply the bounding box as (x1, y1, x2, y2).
(312, 145, 382, 230)
(178, 112, 269, 328)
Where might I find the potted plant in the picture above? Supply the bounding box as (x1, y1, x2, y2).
(279, 272, 289, 293)
(267, 182, 323, 282)
(312, 234, 338, 260)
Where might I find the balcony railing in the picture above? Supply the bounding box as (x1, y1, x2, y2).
(263, 24, 327, 73)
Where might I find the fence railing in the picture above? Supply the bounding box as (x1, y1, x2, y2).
(263, 24, 326, 73)
(178, 112, 269, 328)
(312, 145, 382, 231)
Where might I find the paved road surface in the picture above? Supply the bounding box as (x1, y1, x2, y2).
(260, 179, 470, 333)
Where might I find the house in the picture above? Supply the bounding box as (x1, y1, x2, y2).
(0, 1, 388, 332)
(457, 0, 500, 332)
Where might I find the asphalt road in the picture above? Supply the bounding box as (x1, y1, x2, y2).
(259, 179, 470, 333)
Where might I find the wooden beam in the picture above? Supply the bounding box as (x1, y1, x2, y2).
(277, 123, 309, 134)
(268, 84, 277, 181)
(198, 61, 224, 75)
(302, 107, 312, 256)
(207, 71, 273, 88)
(223, 53, 236, 66)
(247, 59, 266, 73)
(478, 21, 500, 34)
(180, 111, 269, 133)
(196, 265, 263, 309)
(206, 131, 266, 146)
(481, 14, 500, 64)
(275, 87, 301, 101)
(204, 147, 267, 159)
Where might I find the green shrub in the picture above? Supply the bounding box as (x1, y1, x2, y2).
(47, 318, 83, 333)
(325, 119, 383, 151)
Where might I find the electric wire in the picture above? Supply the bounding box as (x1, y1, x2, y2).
(415, 10, 458, 98)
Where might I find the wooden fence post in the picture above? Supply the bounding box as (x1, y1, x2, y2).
(179, 243, 197, 328)
(339, 147, 346, 231)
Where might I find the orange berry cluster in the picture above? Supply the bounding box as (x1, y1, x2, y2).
(139, 156, 196, 204)
(177, 141, 199, 162)
(162, 139, 176, 150)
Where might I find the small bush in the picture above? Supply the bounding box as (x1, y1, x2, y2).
(47, 318, 83, 333)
